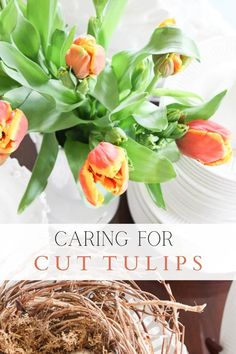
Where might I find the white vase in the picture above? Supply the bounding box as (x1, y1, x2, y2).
(0, 158, 48, 224)
(30, 134, 119, 224)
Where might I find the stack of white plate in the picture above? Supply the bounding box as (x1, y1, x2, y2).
(128, 153, 236, 223)
(128, 36, 236, 224)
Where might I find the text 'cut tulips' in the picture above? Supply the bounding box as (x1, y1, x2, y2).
(0, 101, 28, 166)
(176, 120, 232, 166)
(66, 35, 106, 79)
(80, 142, 129, 206)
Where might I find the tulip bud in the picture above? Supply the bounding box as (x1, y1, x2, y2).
(58, 67, 76, 89)
(159, 18, 176, 28)
(167, 109, 185, 122)
(153, 18, 191, 77)
(131, 58, 152, 91)
(105, 128, 127, 145)
(177, 120, 232, 166)
(66, 35, 105, 79)
(80, 142, 129, 206)
(0, 101, 28, 164)
(153, 53, 184, 77)
(153, 54, 173, 77)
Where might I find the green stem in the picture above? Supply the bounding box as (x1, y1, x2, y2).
(146, 73, 161, 94)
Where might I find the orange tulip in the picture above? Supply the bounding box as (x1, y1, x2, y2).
(159, 18, 176, 27)
(66, 35, 105, 79)
(80, 142, 129, 206)
(154, 18, 191, 77)
(177, 120, 232, 166)
(0, 101, 28, 165)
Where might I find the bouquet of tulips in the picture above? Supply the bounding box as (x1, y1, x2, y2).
(0, 0, 232, 211)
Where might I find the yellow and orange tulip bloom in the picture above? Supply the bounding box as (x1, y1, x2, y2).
(0, 101, 28, 165)
(159, 18, 176, 27)
(177, 120, 232, 166)
(154, 18, 191, 77)
(66, 35, 106, 79)
(80, 142, 129, 206)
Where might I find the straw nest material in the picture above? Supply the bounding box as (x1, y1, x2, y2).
(0, 281, 205, 354)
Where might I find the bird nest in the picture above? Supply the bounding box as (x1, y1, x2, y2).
(0, 281, 205, 354)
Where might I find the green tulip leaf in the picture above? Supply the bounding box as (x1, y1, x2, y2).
(110, 92, 147, 121)
(60, 25, 77, 67)
(147, 183, 166, 209)
(0, 64, 20, 95)
(152, 87, 203, 105)
(122, 138, 176, 183)
(3, 86, 32, 109)
(0, 41, 48, 86)
(0, 0, 17, 40)
(47, 29, 66, 68)
(64, 139, 89, 181)
(93, 64, 119, 110)
(95, 0, 128, 50)
(112, 27, 200, 93)
(133, 102, 168, 132)
(157, 141, 180, 162)
(19, 91, 80, 133)
(12, 8, 40, 60)
(18, 133, 59, 213)
(167, 90, 227, 122)
(27, 0, 58, 53)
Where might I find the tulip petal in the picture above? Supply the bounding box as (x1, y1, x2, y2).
(0, 101, 11, 126)
(177, 129, 227, 164)
(0, 153, 8, 166)
(67, 35, 105, 78)
(172, 54, 182, 74)
(188, 120, 231, 140)
(74, 35, 96, 47)
(66, 44, 90, 79)
(159, 18, 176, 27)
(0, 109, 28, 154)
(80, 160, 104, 206)
(90, 44, 106, 75)
(88, 142, 123, 178)
(79, 142, 129, 206)
(97, 158, 129, 196)
(206, 139, 232, 166)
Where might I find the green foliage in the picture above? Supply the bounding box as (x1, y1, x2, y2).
(0, 0, 228, 212)
(91, 0, 128, 50)
(64, 139, 90, 181)
(18, 133, 59, 213)
(122, 138, 176, 183)
(27, 0, 58, 54)
(12, 6, 40, 60)
(133, 102, 168, 132)
(167, 90, 227, 122)
(0, 0, 17, 41)
(147, 183, 166, 209)
(112, 26, 200, 93)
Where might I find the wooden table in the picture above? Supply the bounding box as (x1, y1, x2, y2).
(13, 136, 231, 354)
